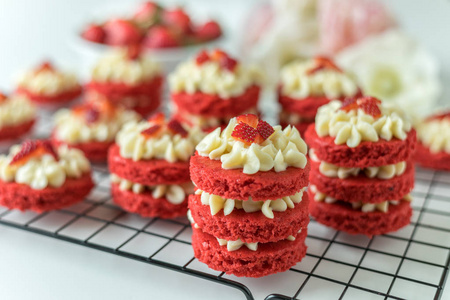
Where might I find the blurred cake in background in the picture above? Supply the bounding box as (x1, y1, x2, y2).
(278, 56, 360, 135)
(108, 113, 204, 218)
(415, 111, 450, 171)
(81, 1, 222, 49)
(0, 92, 36, 142)
(52, 97, 140, 162)
(16, 61, 82, 106)
(169, 49, 263, 131)
(85, 46, 163, 117)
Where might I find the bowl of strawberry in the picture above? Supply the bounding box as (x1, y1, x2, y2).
(75, 1, 223, 70)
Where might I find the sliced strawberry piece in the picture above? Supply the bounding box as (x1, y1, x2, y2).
(141, 124, 162, 138)
(36, 61, 54, 73)
(143, 25, 180, 48)
(236, 114, 259, 128)
(167, 119, 188, 137)
(195, 50, 210, 65)
(255, 120, 274, 143)
(103, 19, 142, 46)
(147, 112, 165, 124)
(82, 24, 106, 43)
(307, 56, 342, 75)
(210, 49, 227, 61)
(133, 1, 160, 25)
(85, 108, 100, 124)
(0, 92, 7, 103)
(219, 55, 238, 72)
(356, 96, 382, 106)
(428, 111, 450, 121)
(10, 140, 58, 166)
(127, 44, 142, 60)
(340, 97, 358, 112)
(231, 122, 258, 145)
(162, 8, 192, 34)
(195, 20, 222, 41)
(358, 100, 382, 118)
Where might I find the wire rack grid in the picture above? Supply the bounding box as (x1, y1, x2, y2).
(0, 110, 449, 300)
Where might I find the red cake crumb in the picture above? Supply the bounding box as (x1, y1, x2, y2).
(111, 184, 188, 219)
(190, 153, 310, 201)
(192, 227, 307, 278)
(189, 192, 309, 243)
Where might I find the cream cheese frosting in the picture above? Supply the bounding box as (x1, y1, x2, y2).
(279, 59, 358, 99)
(111, 174, 193, 205)
(17, 67, 80, 96)
(310, 185, 412, 213)
(316, 100, 412, 147)
(0, 145, 90, 190)
(417, 117, 450, 154)
(169, 60, 263, 98)
(54, 108, 140, 144)
(0, 95, 36, 128)
(195, 187, 306, 219)
(116, 120, 204, 163)
(196, 118, 308, 175)
(91, 49, 161, 85)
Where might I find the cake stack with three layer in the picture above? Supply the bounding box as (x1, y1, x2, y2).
(188, 114, 310, 277)
(305, 97, 416, 236)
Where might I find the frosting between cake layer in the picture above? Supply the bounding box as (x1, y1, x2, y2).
(279, 60, 358, 99)
(195, 187, 306, 219)
(91, 49, 161, 85)
(196, 118, 308, 174)
(17, 68, 79, 96)
(0, 145, 90, 190)
(0, 95, 36, 128)
(417, 118, 450, 154)
(310, 149, 406, 179)
(111, 174, 193, 205)
(116, 120, 204, 162)
(316, 100, 412, 147)
(54, 108, 140, 144)
(169, 60, 263, 98)
(310, 185, 412, 213)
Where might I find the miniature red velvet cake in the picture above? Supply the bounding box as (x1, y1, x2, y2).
(52, 97, 140, 162)
(85, 47, 163, 117)
(108, 113, 204, 218)
(188, 114, 310, 277)
(415, 112, 450, 171)
(0, 92, 36, 141)
(278, 56, 360, 135)
(169, 49, 263, 131)
(0, 140, 93, 212)
(16, 61, 82, 106)
(305, 97, 415, 236)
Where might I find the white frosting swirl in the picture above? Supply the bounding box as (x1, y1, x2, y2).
(311, 185, 412, 213)
(116, 120, 204, 163)
(196, 118, 308, 174)
(279, 59, 358, 99)
(111, 174, 193, 205)
(54, 108, 140, 144)
(169, 60, 263, 98)
(0, 95, 36, 128)
(195, 187, 306, 219)
(17, 68, 79, 96)
(0, 145, 90, 190)
(316, 100, 412, 147)
(92, 49, 161, 85)
(417, 117, 450, 154)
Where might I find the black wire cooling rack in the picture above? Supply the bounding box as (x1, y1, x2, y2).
(0, 110, 449, 300)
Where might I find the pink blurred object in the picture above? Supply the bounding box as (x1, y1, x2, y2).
(319, 0, 396, 55)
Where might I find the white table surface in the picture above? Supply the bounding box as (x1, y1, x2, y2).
(0, 1, 449, 299)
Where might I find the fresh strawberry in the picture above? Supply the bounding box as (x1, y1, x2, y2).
(219, 55, 238, 72)
(231, 122, 258, 145)
(37, 61, 54, 73)
(82, 24, 106, 43)
(141, 124, 162, 138)
(167, 119, 188, 137)
(103, 19, 142, 46)
(236, 114, 259, 128)
(0, 92, 7, 103)
(357, 97, 382, 118)
(195, 50, 210, 65)
(133, 1, 160, 25)
(147, 112, 165, 124)
(307, 56, 342, 75)
(195, 20, 222, 41)
(127, 44, 142, 60)
(10, 140, 58, 166)
(162, 8, 192, 34)
(143, 25, 180, 48)
(356, 96, 382, 106)
(255, 120, 274, 143)
(210, 49, 227, 61)
(340, 97, 358, 112)
(85, 108, 100, 124)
